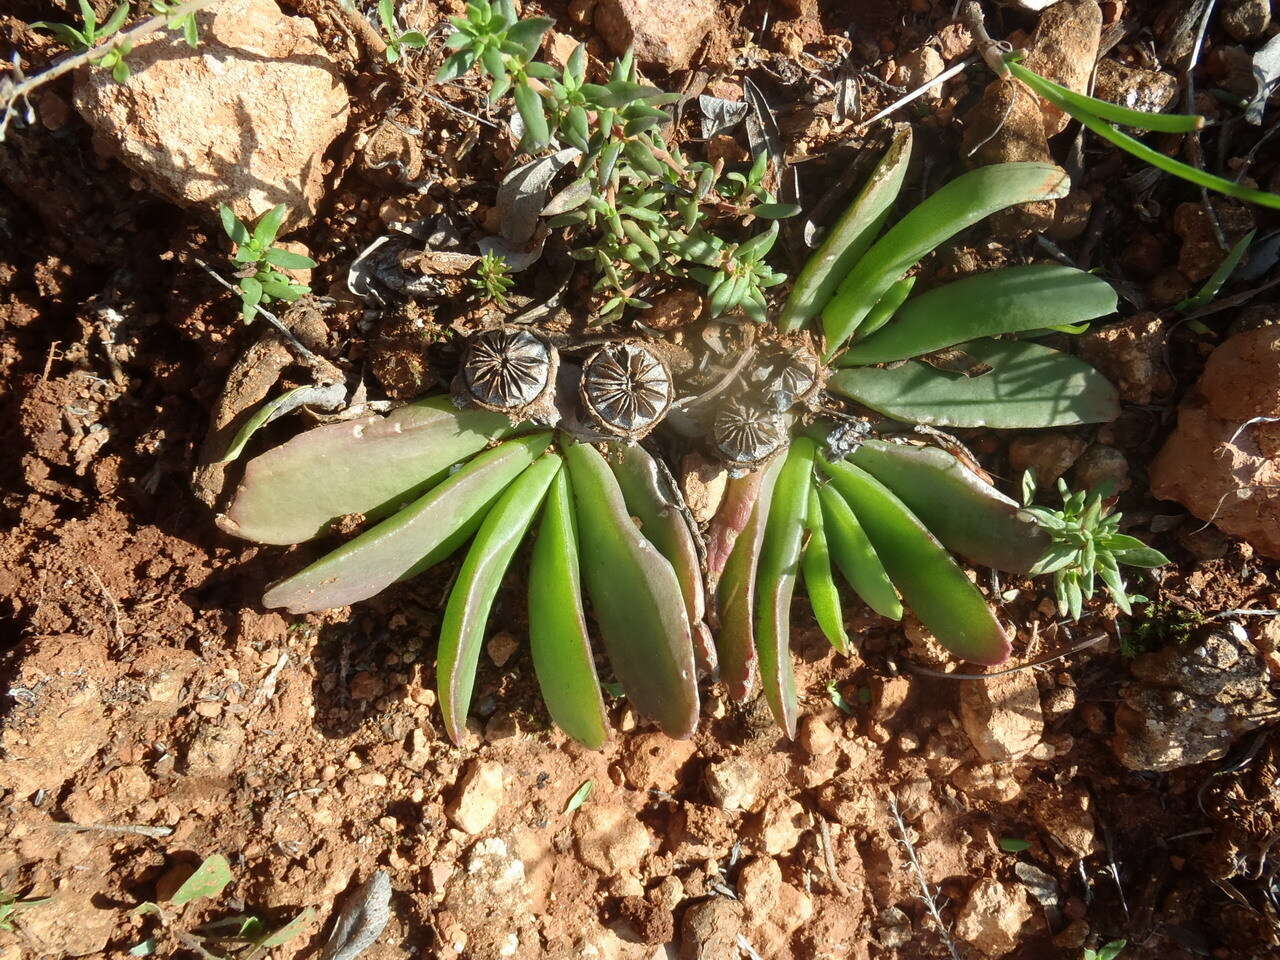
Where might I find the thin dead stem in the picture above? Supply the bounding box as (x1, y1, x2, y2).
(888, 796, 964, 960)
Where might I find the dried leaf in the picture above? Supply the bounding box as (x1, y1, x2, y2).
(321, 872, 392, 960)
(564, 780, 594, 814)
(496, 148, 580, 244)
(698, 94, 749, 139)
(1246, 33, 1280, 125)
(170, 855, 232, 907)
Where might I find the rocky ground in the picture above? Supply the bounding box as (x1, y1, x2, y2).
(2, 0, 1280, 958)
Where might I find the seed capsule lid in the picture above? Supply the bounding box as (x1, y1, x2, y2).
(748, 337, 823, 413)
(453, 326, 560, 425)
(712, 399, 787, 471)
(578, 341, 674, 441)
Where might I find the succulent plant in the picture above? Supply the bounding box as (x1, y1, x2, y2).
(214, 120, 1170, 746)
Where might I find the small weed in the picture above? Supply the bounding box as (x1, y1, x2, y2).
(1121, 601, 1203, 659)
(1083, 941, 1127, 960)
(469, 251, 515, 307)
(32, 0, 133, 81)
(218, 204, 315, 323)
(0, 888, 51, 932)
(1022, 472, 1169, 620)
(376, 0, 427, 64)
(150, 0, 201, 47)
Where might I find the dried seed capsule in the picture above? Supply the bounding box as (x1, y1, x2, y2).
(454, 326, 559, 423)
(713, 400, 787, 470)
(579, 342, 674, 440)
(749, 340, 822, 412)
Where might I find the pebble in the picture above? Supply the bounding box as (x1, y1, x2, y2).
(679, 898, 743, 960)
(487, 633, 519, 667)
(703, 757, 761, 812)
(574, 804, 652, 874)
(1008, 432, 1087, 487)
(754, 796, 806, 855)
(954, 879, 1033, 956)
(959, 669, 1045, 761)
(797, 715, 836, 756)
(620, 731, 696, 792)
(446, 760, 505, 835)
(1222, 0, 1272, 40)
(593, 0, 718, 71)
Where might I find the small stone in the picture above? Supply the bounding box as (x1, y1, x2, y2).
(950, 763, 1023, 802)
(959, 669, 1044, 761)
(681, 452, 728, 524)
(1041, 685, 1077, 720)
(487, 632, 519, 667)
(72, 0, 349, 225)
(1078, 313, 1174, 405)
(620, 731, 696, 792)
(892, 47, 946, 98)
(349, 671, 384, 701)
(797, 715, 837, 756)
(638, 286, 705, 331)
(679, 898, 743, 960)
(1094, 60, 1179, 115)
(1048, 188, 1093, 242)
(875, 906, 913, 949)
(1071, 443, 1130, 495)
(594, 0, 718, 72)
(403, 729, 431, 772)
(703, 757, 761, 812)
(893, 779, 932, 823)
(574, 804, 652, 874)
(754, 796, 806, 855)
(954, 879, 1033, 957)
(736, 857, 782, 919)
(1030, 785, 1097, 859)
(193, 700, 223, 718)
(182, 720, 245, 777)
(102, 765, 151, 806)
(1052, 919, 1090, 949)
(1009, 432, 1087, 487)
(1022, 0, 1104, 136)
(446, 760, 505, 835)
(1222, 0, 1271, 40)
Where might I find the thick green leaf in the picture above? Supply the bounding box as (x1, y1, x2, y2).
(262, 434, 552, 613)
(564, 442, 699, 739)
(528, 469, 608, 749)
(438, 454, 560, 744)
(755, 439, 816, 738)
(611, 445, 713, 676)
(839, 265, 1118, 365)
(514, 81, 549, 148)
(801, 483, 849, 654)
(854, 275, 915, 341)
(819, 458, 1011, 664)
(828, 339, 1119, 428)
(820, 162, 1071, 358)
(170, 855, 232, 906)
(222, 396, 512, 544)
(715, 456, 784, 701)
(816, 482, 902, 620)
(779, 126, 912, 333)
(848, 439, 1052, 574)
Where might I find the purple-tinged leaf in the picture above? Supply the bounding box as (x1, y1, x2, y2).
(564, 441, 699, 739)
(263, 433, 552, 613)
(438, 453, 561, 744)
(705, 468, 767, 595)
(221, 396, 513, 545)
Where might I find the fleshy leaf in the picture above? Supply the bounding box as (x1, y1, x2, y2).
(528, 468, 608, 749)
(169, 855, 232, 907)
(820, 162, 1071, 358)
(819, 458, 1011, 665)
(848, 439, 1051, 575)
(262, 434, 552, 613)
(816, 482, 902, 620)
(611, 444, 714, 677)
(778, 126, 912, 333)
(222, 396, 513, 545)
(705, 468, 768, 594)
(801, 482, 849, 654)
(438, 453, 561, 744)
(755, 439, 815, 738)
(839, 265, 1117, 365)
(828, 339, 1119, 428)
(564, 441, 699, 739)
(714, 455, 785, 701)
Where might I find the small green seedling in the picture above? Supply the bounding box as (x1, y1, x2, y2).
(0, 889, 51, 932)
(151, 0, 200, 47)
(32, 0, 133, 81)
(1022, 472, 1169, 620)
(470, 251, 515, 307)
(129, 854, 313, 958)
(1083, 941, 1127, 960)
(376, 0, 427, 64)
(218, 204, 315, 323)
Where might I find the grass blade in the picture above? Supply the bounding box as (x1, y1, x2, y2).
(848, 439, 1051, 574)
(438, 453, 561, 743)
(778, 126, 913, 333)
(755, 438, 816, 738)
(262, 433, 553, 613)
(1007, 59, 1203, 133)
(1179, 229, 1255, 311)
(564, 441, 699, 739)
(829, 339, 1119, 428)
(816, 482, 902, 620)
(839, 264, 1117, 365)
(1007, 60, 1280, 211)
(714, 455, 785, 701)
(611, 445, 714, 676)
(819, 458, 1011, 665)
(528, 469, 608, 749)
(222, 396, 512, 544)
(819, 162, 1070, 359)
(801, 482, 849, 654)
